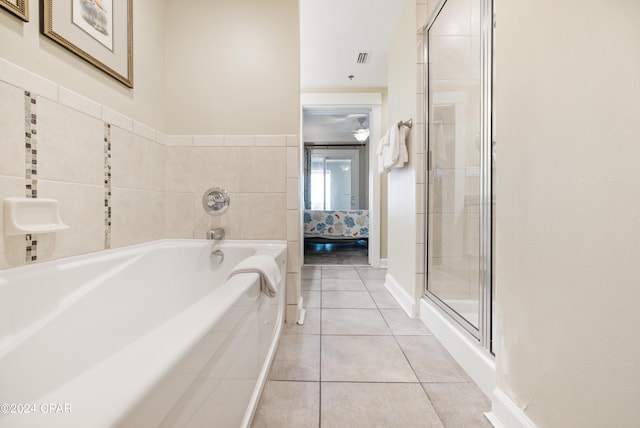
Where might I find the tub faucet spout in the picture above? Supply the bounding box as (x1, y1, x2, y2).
(207, 228, 225, 242)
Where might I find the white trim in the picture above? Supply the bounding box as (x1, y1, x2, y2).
(378, 258, 388, 268)
(419, 298, 495, 397)
(487, 388, 537, 428)
(384, 273, 419, 318)
(300, 92, 383, 267)
(301, 92, 382, 106)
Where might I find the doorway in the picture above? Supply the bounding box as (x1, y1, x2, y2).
(300, 93, 383, 267)
(302, 109, 369, 265)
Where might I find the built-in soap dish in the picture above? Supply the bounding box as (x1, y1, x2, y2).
(3, 197, 69, 235)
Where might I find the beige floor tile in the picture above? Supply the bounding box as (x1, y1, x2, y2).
(321, 335, 418, 382)
(321, 278, 366, 291)
(283, 309, 320, 335)
(380, 308, 432, 335)
(370, 291, 401, 309)
(322, 266, 361, 280)
(269, 335, 320, 381)
(321, 382, 444, 428)
(302, 290, 321, 308)
(252, 381, 319, 428)
(301, 266, 321, 280)
(396, 336, 469, 383)
(423, 382, 492, 428)
(301, 278, 321, 291)
(362, 277, 387, 291)
(321, 309, 391, 335)
(355, 266, 388, 279)
(322, 291, 377, 309)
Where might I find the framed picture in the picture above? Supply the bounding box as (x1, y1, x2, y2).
(0, 0, 29, 21)
(41, 0, 133, 87)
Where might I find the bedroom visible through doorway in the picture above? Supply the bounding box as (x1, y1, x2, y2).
(302, 108, 371, 265)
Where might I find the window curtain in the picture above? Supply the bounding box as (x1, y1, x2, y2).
(303, 147, 311, 210)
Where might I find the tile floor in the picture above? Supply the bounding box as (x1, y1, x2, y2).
(252, 265, 492, 428)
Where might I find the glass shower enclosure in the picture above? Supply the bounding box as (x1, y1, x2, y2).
(423, 0, 494, 351)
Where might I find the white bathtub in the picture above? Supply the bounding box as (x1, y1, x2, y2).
(0, 239, 287, 428)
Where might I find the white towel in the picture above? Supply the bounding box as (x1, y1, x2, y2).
(376, 121, 409, 174)
(226, 255, 281, 298)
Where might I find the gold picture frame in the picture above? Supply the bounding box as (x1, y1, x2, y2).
(0, 0, 29, 21)
(41, 0, 133, 87)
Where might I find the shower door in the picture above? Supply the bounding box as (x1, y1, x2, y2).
(424, 0, 493, 350)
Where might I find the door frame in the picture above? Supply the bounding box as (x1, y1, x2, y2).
(300, 92, 383, 267)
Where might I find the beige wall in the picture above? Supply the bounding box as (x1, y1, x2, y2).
(0, 0, 301, 321)
(386, 0, 419, 297)
(0, 0, 167, 131)
(165, 0, 300, 135)
(495, 0, 640, 426)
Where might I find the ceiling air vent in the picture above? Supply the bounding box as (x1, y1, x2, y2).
(355, 51, 371, 64)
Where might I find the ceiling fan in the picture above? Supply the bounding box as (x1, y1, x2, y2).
(353, 117, 369, 142)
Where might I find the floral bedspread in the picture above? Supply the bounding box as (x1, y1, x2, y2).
(303, 210, 369, 239)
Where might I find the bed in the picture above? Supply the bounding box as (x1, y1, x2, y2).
(303, 210, 369, 242)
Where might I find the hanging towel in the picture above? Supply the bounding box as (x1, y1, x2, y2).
(377, 121, 409, 174)
(226, 255, 281, 297)
(433, 120, 447, 166)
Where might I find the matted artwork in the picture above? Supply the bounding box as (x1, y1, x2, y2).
(41, 0, 133, 87)
(72, 0, 113, 50)
(0, 0, 29, 21)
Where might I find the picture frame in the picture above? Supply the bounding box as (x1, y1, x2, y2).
(41, 0, 133, 87)
(0, 0, 29, 21)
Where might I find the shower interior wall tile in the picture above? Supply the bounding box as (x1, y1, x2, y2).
(224, 135, 255, 147)
(165, 192, 195, 238)
(111, 188, 165, 248)
(0, 81, 25, 177)
(238, 147, 286, 193)
(286, 178, 299, 210)
(255, 135, 286, 147)
(37, 97, 104, 185)
(37, 180, 104, 261)
(193, 135, 224, 147)
(236, 193, 286, 240)
(110, 126, 138, 188)
(147, 139, 167, 193)
(286, 209, 300, 242)
(0, 177, 27, 269)
(111, 127, 167, 192)
(165, 146, 195, 193)
(286, 272, 301, 305)
(286, 146, 300, 178)
(191, 147, 242, 194)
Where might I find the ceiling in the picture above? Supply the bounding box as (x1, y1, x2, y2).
(300, 0, 409, 89)
(300, 0, 408, 143)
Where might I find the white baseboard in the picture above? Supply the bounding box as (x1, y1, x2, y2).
(384, 273, 419, 318)
(418, 298, 496, 398)
(486, 388, 537, 428)
(378, 258, 388, 268)
(384, 282, 536, 428)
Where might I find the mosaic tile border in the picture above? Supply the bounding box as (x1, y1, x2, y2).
(24, 91, 38, 263)
(25, 234, 37, 262)
(24, 91, 37, 198)
(104, 123, 112, 249)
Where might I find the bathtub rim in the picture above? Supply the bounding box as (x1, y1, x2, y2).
(0, 239, 288, 428)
